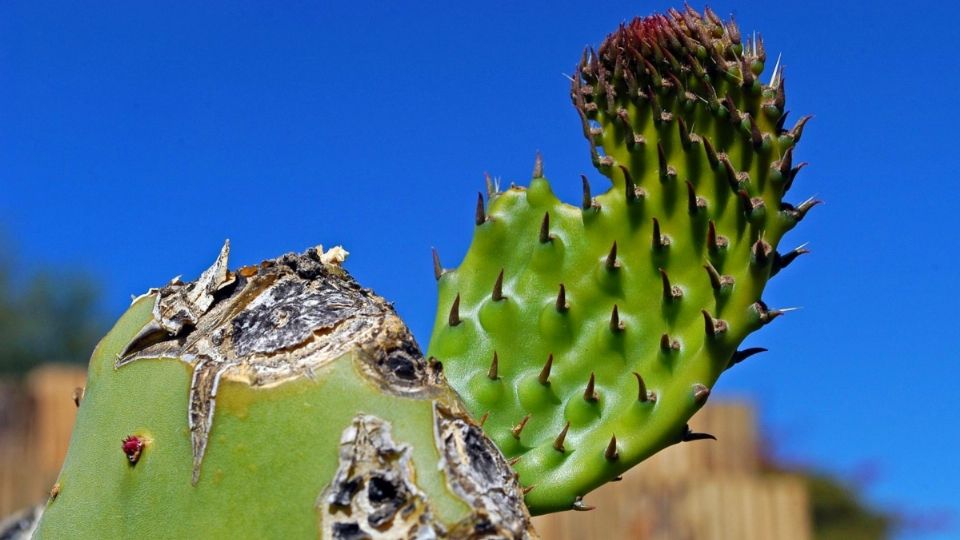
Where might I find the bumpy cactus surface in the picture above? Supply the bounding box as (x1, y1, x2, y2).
(36, 244, 535, 538)
(427, 7, 813, 514)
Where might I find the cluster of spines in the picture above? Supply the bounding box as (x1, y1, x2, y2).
(428, 6, 816, 514)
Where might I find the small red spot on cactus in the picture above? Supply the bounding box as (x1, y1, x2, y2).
(122, 435, 144, 465)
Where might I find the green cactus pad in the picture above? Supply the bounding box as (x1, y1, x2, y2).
(36, 245, 535, 538)
(427, 7, 814, 514)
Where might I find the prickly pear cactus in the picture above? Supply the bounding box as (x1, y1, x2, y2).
(427, 7, 814, 514)
(36, 243, 535, 539)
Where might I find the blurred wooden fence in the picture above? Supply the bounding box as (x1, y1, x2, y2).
(0, 366, 811, 539)
(0, 364, 85, 517)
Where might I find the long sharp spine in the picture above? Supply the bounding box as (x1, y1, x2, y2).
(511, 414, 531, 440)
(556, 284, 568, 312)
(448, 294, 461, 326)
(604, 435, 619, 460)
(584, 372, 598, 402)
(487, 352, 499, 380)
(634, 372, 649, 402)
(581, 174, 593, 209)
(539, 212, 551, 244)
(475, 192, 486, 226)
(432, 248, 443, 281)
(553, 422, 570, 452)
(538, 354, 554, 385)
(492, 269, 505, 301)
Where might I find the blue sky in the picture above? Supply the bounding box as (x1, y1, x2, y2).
(2, 1, 956, 537)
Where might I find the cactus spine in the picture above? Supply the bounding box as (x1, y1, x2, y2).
(427, 6, 814, 514)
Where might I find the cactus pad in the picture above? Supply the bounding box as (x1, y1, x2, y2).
(37, 244, 535, 538)
(427, 7, 814, 514)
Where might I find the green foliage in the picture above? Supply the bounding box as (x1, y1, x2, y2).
(0, 240, 106, 376)
(427, 7, 814, 514)
(806, 473, 893, 540)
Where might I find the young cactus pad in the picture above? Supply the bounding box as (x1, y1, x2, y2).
(427, 7, 814, 514)
(36, 244, 535, 538)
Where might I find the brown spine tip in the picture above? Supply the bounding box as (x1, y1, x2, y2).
(448, 294, 461, 326)
(657, 143, 675, 181)
(719, 154, 741, 192)
(511, 414, 531, 440)
(702, 309, 727, 338)
(487, 352, 500, 380)
(775, 76, 786, 110)
(583, 372, 598, 402)
(704, 260, 723, 289)
(685, 180, 704, 214)
(538, 354, 554, 385)
(785, 162, 808, 192)
(752, 235, 772, 266)
(610, 304, 624, 332)
(478, 411, 490, 427)
(652, 218, 669, 249)
(553, 421, 571, 452)
(737, 190, 754, 217)
(659, 334, 679, 353)
(556, 284, 568, 312)
(432, 248, 443, 281)
(604, 435, 620, 461)
(677, 116, 692, 149)
(539, 212, 551, 243)
(581, 174, 592, 209)
(522, 485, 536, 495)
(606, 241, 619, 270)
(748, 114, 763, 149)
(634, 372, 649, 402)
(475, 192, 486, 226)
(730, 347, 768, 367)
(573, 496, 595, 511)
(659, 268, 682, 300)
(533, 151, 544, 178)
(707, 221, 727, 252)
(693, 383, 711, 404)
(620, 165, 639, 203)
(682, 424, 717, 442)
(790, 115, 813, 142)
(776, 146, 794, 180)
(722, 96, 741, 125)
(772, 244, 810, 275)
(491, 269, 505, 301)
(72, 386, 85, 408)
(796, 197, 822, 220)
(702, 136, 719, 169)
(508, 455, 521, 466)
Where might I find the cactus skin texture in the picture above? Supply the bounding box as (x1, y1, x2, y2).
(36, 244, 535, 539)
(427, 7, 814, 514)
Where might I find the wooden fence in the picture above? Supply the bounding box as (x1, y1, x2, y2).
(0, 366, 811, 539)
(0, 365, 85, 517)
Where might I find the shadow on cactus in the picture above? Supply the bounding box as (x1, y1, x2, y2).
(427, 6, 815, 514)
(25, 5, 816, 538)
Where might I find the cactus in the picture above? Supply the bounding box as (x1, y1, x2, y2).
(426, 6, 814, 514)
(25, 5, 816, 536)
(35, 244, 535, 538)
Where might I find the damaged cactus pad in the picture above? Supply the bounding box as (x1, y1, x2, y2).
(427, 7, 814, 514)
(35, 243, 535, 538)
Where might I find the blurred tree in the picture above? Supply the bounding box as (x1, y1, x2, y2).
(0, 238, 106, 376)
(806, 471, 893, 540)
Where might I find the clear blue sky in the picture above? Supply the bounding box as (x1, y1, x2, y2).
(2, 1, 956, 537)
